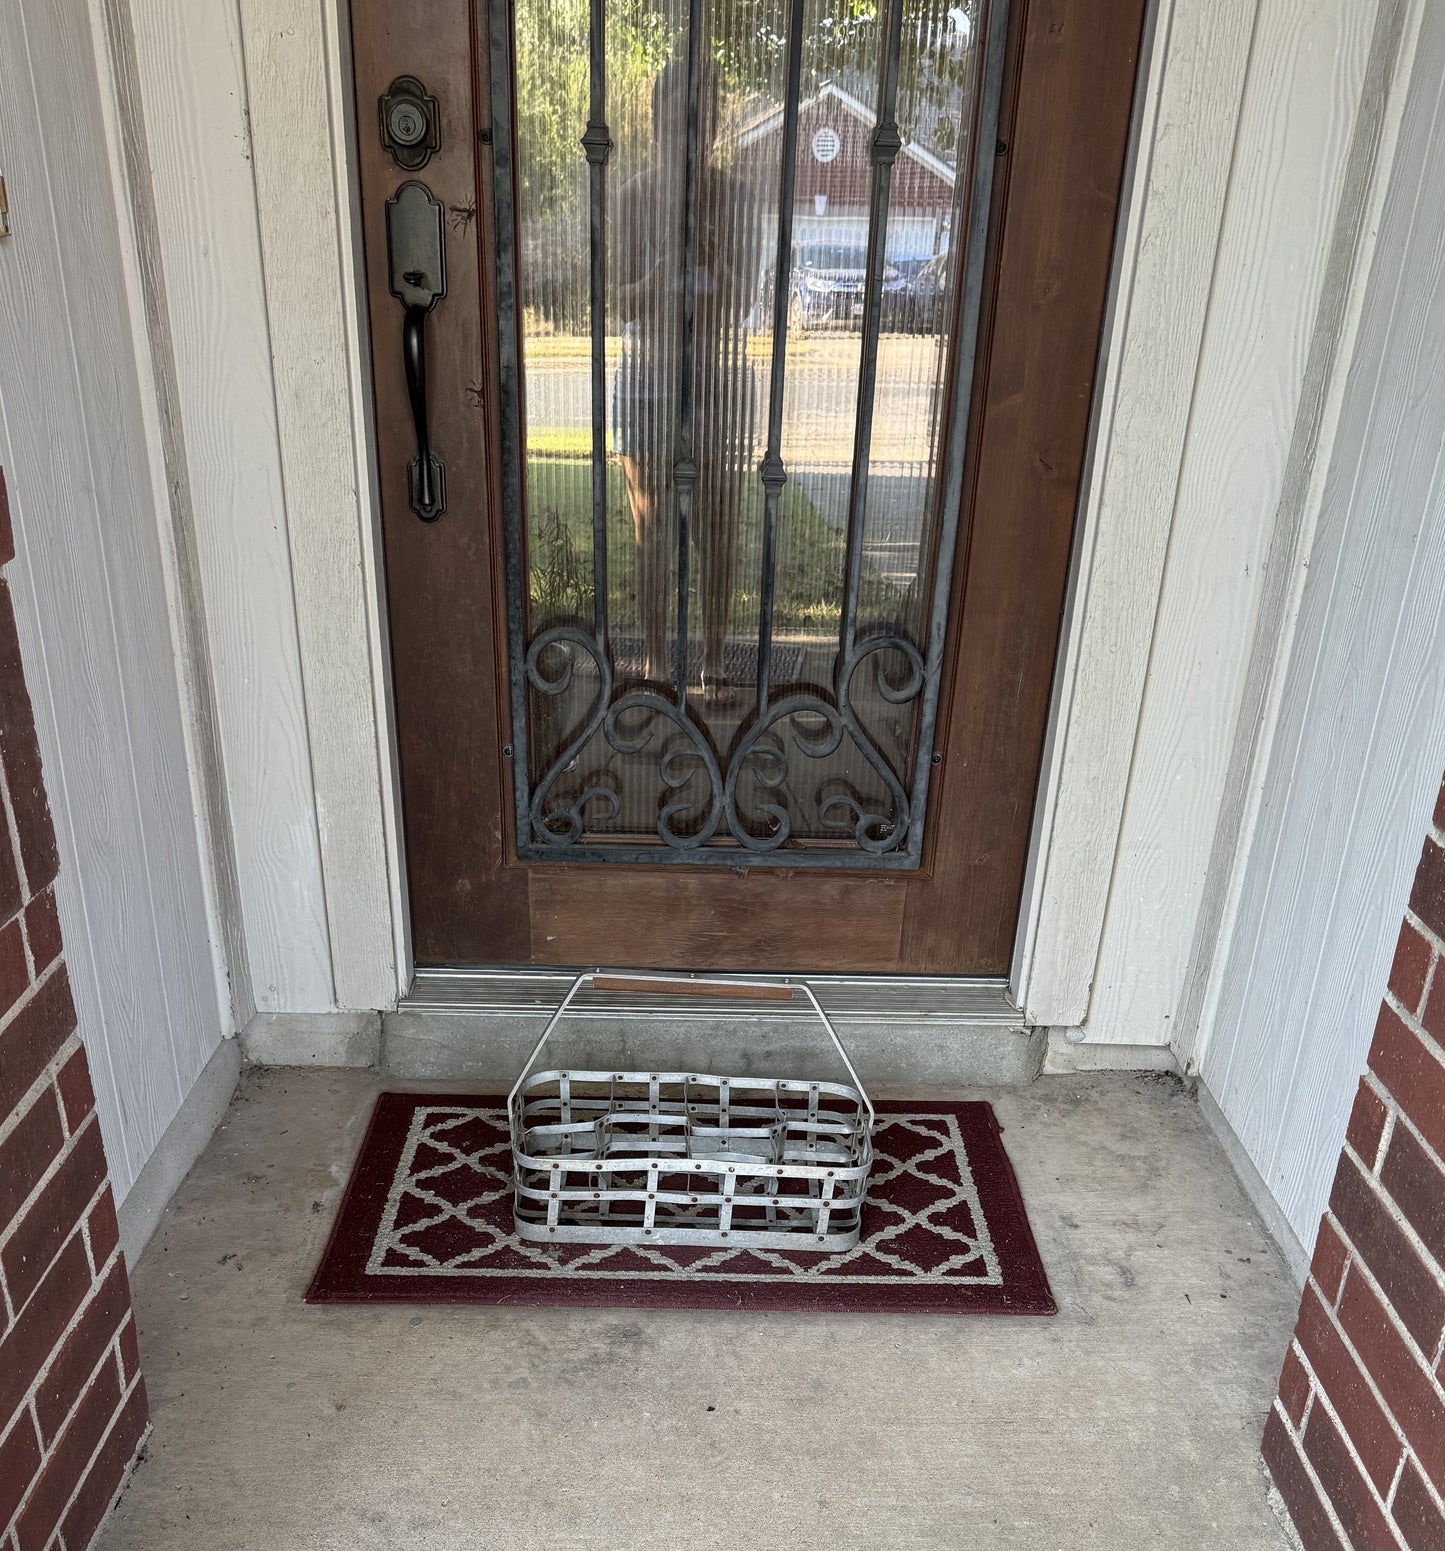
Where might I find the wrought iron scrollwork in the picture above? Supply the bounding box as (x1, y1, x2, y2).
(820, 634, 925, 853)
(724, 696, 842, 852)
(604, 690, 725, 848)
(527, 631, 924, 858)
(525, 627, 617, 845)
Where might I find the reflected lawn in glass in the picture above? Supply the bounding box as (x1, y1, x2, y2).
(525, 450, 911, 645)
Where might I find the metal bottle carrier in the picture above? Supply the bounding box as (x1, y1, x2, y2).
(508, 971, 876, 1252)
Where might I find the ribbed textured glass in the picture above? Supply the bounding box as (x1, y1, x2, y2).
(515, 0, 983, 849)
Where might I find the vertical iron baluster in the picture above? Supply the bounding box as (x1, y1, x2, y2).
(582, 0, 612, 646)
(672, 0, 705, 708)
(839, 0, 905, 663)
(490, 0, 534, 854)
(755, 0, 807, 716)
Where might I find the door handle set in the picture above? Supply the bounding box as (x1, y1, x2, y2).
(386, 178, 447, 522)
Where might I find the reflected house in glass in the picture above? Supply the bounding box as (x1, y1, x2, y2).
(735, 81, 961, 294)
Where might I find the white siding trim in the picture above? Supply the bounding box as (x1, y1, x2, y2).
(1084, 0, 1385, 1045)
(1199, 0, 1445, 1249)
(0, 0, 224, 1199)
(122, 0, 336, 1013)
(235, 0, 397, 1009)
(1013, 0, 1260, 1026)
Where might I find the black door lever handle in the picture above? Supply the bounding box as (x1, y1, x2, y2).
(402, 303, 443, 521)
(386, 180, 447, 521)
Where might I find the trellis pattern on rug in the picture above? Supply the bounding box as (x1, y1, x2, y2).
(306, 1093, 1055, 1314)
(368, 1103, 1004, 1285)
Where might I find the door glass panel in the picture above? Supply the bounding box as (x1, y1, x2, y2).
(500, 0, 997, 865)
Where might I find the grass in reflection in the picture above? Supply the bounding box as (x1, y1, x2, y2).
(526, 453, 910, 644)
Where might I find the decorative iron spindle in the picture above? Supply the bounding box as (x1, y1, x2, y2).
(494, 0, 1011, 867)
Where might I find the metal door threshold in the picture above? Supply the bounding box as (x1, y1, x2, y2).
(404, 966, 1021, 1025)
(390, 969, 1039, 1086)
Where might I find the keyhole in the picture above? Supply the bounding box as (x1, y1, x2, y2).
(389, 102, 426, 147)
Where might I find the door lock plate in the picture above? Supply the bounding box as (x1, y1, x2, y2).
(379, 75, 440, 171)
(386, 180, 446, 311)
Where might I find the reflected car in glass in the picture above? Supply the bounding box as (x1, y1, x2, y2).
(785, 242, 905, 331)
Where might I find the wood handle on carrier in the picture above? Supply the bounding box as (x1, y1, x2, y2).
(590, 975, 796, 1003)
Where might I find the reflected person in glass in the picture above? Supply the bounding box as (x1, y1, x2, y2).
(612, 54, 761, 707)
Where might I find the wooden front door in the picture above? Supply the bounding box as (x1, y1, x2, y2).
(350, 0, 1147, 974)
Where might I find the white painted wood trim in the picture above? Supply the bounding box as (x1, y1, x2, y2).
(0, 0, 226, 1199)
(1176, 0, 1423, 1075)
(89, 0, 253, 1035)
(1012, 0, 1260, 1028)
(123, 0, 336, 1014)
(1085, 0, 1384, 1045)
(235, 0, 397, 1011)
(1197, 0, 1445, 1249)
(1009, 0, 1165, 1018)
(321, 0, 413, 1001)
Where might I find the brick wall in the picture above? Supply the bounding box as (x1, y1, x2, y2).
(0, 470, 148, 1551)
(1264, 773, 1445, 1550)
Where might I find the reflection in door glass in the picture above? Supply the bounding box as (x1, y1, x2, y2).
(510, 0, 986, 860)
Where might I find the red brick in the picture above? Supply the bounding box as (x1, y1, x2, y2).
(1392, 921, 1437, 1019)
(0, 968, 77, 1117)
(0, 467, 13, 570)
(34, 1255, 131, 1444)
(14, 1356, 120, 1551)
(1435, 777, 1445, 835)
(0, 583, 58, 898)
(1280, 1344, 1314, 1427)
(1394, 1459, 1445, 1551)
(1380, 1123, 1445, 1275)
(55, 1045, 94, 1133)
(0, 1086, 63, 1236)
(1347, 1080, 1390, 1171)
(1, 1120, 106, 1314)
(117, 1316, 140, 1386)
(0, 1235, 90, 1429)
(1338, 1267, 1445, 1496)
(1333, 1154, 1445, 1353)
(1312, 1217, 1351, 1307)
(1302, 1401, 1397, 1551)
(1413, 838, 1445, 942)
(86, 1189, 119, 1274)
(1377, 1004, 1445, 1163)
(1262, 1407, 1348, 1551)
(0, 1411, 41, 1533)
(0, 916, 27, 1016)
(21, 888, 60, 974)
(60, 1379, 148, 1551)
(1296, 1282, 1403, 1491)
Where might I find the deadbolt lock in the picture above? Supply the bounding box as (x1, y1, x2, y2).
(379, 76, 439, 171)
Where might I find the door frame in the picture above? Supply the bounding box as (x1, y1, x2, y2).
(97, 0, 1205, 1017)
(346, 0, 1155, 981)
(328, 0, 1170, 1007)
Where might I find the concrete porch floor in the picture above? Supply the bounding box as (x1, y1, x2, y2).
(95, 1068, 1300, 1550)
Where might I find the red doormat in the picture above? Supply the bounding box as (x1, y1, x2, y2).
(307, 1093, 1055, 1315)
